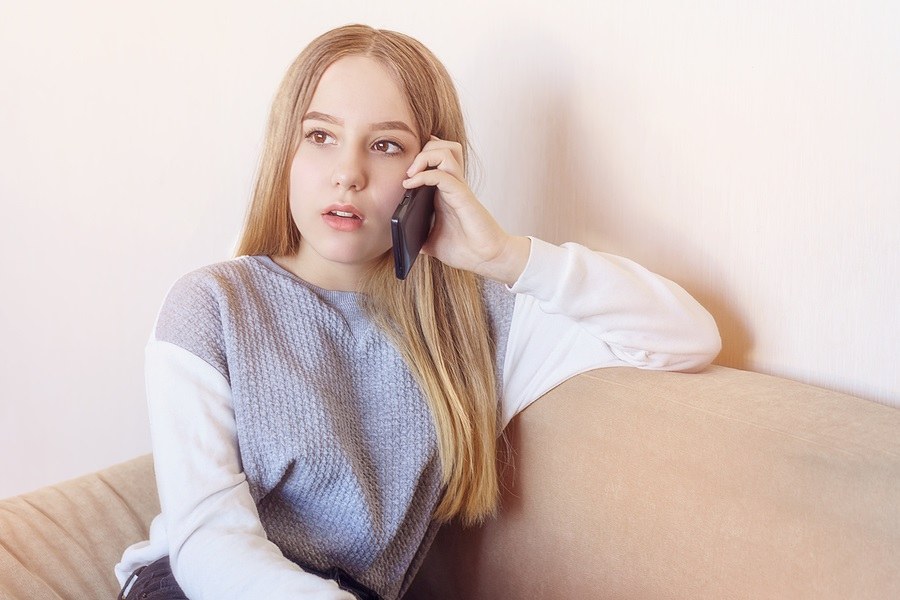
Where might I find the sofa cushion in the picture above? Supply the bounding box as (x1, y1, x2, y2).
(0, 454, 157, 600)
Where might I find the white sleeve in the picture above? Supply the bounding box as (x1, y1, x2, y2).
(146, 339, 355, 600)
(500, 238, 721, 427)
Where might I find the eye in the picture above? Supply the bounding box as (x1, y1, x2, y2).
(372, 140, 403, 155)
(305, 129, 335, 145)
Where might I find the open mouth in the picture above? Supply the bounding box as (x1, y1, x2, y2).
(322, 205, 365, 232)
(328, 210, 360, 219)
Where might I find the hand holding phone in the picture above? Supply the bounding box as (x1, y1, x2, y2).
(391, 185, 436, 279)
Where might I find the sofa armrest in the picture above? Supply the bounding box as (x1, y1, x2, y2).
(0, 454, 157, 600)
(408, 366, 900, 599)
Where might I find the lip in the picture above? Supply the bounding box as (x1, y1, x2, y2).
(321, 203, 365, 232)
(322, 204, 365, 220)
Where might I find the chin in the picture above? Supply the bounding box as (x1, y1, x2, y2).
(320, 244, 392, 269)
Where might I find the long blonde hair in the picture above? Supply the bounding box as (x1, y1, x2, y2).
(236, 24, 500, 525)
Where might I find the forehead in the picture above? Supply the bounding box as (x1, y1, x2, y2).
(308, 55, 415, 127)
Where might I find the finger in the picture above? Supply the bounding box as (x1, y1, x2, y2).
(407, 138, 464, 173)
(406, 148, 463, 180)
(425, 136, 464, 166)
(423, 148, 464, 179)
(403, 172, 478, 217)
(425, 135, 463, 153)
(402, 167, 456, 190)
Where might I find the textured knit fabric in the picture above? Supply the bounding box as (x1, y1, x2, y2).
(152, 255, 514, 600)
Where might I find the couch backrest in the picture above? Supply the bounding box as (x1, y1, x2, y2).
(407, 366, 900, 599)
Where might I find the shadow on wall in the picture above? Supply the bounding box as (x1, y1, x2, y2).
(463, 32, 751, 369)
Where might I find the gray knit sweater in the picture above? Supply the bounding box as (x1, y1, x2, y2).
(153, 255, 514, 599)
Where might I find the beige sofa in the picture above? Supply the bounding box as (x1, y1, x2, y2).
(2, 366, 898, 599)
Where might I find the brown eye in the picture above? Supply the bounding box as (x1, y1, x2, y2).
(373, 140, 403, 154)
(305, 130, 334, 145)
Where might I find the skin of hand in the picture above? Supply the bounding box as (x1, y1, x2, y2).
(403, 136, 531, 287)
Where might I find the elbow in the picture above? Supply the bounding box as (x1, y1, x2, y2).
(612, 344, 719, 373)
(679, 319, 722, 373)
(616, 321, 722, 373)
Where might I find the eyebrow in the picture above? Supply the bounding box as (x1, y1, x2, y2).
(303, 111, 416, 135)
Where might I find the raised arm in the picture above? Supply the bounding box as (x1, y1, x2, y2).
(499, 238, 721, 427)
(402, 137, 721, 428)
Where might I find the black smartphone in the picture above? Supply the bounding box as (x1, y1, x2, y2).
(391, 184, 436, 279)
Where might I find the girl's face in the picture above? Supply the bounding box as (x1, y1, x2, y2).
(285, 55, 422, 290)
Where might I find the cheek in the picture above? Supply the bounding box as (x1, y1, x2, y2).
(289, 154, 322, 202)
(372, 164, 414, 215)
(375, 181, 406, 216)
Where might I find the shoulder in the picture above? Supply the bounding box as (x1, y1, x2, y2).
(159, 256, 287, 316)
(166, 256, 263, 300)
(152, 257, 270, 374)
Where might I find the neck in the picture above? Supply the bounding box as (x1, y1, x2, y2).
(272, 251, 377, 293)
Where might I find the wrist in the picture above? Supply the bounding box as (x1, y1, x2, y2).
(478, 235, 531, 286)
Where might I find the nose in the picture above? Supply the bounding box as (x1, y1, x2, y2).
(331, 146, 367, 191)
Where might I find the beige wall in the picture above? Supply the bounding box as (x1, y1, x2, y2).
(1, 1, 897, 498)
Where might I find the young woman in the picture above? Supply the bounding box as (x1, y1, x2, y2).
(115, 24, 720, 600)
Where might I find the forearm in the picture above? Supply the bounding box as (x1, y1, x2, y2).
(510, 238, 721, 367)
(499, 239, 721, 425)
